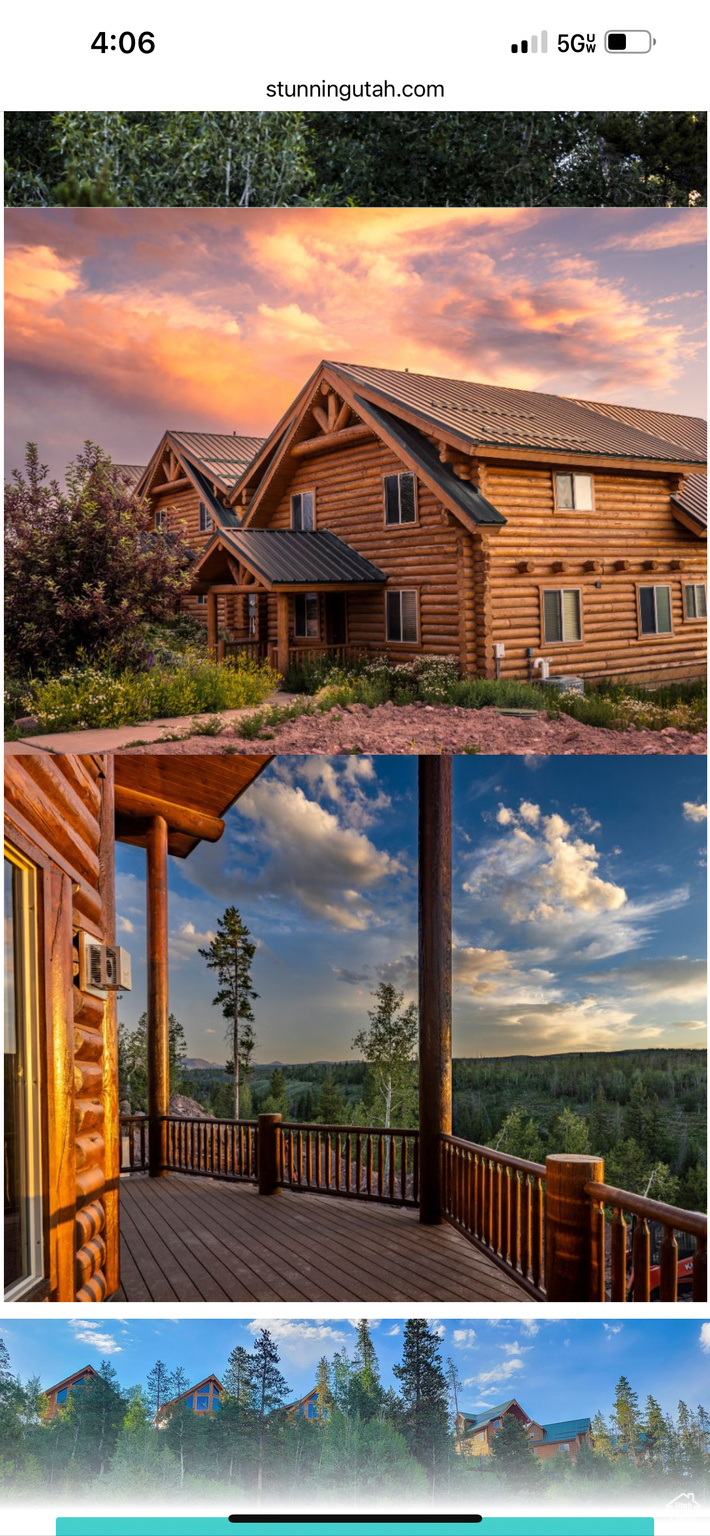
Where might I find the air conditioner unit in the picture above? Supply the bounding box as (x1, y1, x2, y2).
(76, 930, 132, 995)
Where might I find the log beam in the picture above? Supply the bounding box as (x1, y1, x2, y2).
(115, 784, 225, 843)
(418, 755, 452, 1225)
(146, 816, 169, 1178)
(291, 424, 373, 458)
(277, 591, 290, 676)
(206, 591, 219, 656)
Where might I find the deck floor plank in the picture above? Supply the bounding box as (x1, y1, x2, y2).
(115, 1174, 532, 1304)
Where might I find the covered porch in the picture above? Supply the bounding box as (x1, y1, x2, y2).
(189, 526, 387, 673)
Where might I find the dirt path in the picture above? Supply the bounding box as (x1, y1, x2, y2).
(120, 701, 706, 756)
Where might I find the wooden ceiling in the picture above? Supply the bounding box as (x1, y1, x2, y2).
(112, 753, 273, 858)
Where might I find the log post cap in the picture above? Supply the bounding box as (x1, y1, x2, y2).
(258, 1112, 283, 1125)
(546, 1154, 603, 1167)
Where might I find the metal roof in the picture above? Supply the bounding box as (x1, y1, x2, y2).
(220, 528, 388, 586)
(354, 395, 506, 527)
(464, 1398, 518, 1432)
(113, 464, 146, 488)
(539, 1417, 591, 1443)
(569, 398, 706, 459)
(170, 431, 265, 488)
(327, 362, 706, 466)
(672, 472, 707, 529)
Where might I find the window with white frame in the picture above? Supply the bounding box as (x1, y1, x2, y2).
(386, 589, 418, 643)
(199, 501, 213, 533)
(555, 472, 594, 511)
(291, 491, 315, 530)
(684, 583, 707, 620)
(384, 472, 417, 525)
(196, 594, 207, 606)
(543, 588, 582, 644)
(4, 852, 43, 1300)
(154, 509, 167, 531)
(294, 593, 319, 639)
(638, 585, 672, 636)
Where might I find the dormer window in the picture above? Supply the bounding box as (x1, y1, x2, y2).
(292, 491, 315, 530)
(384, 472, 417, 525)
(555, 472, 593, 511)
(199, 502, 213, 533)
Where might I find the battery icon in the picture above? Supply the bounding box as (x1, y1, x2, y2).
(605, 30, 655, 52)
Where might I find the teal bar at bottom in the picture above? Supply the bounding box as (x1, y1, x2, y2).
(57, 1517, 655, 1535)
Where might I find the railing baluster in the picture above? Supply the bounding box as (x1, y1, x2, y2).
(610, 1207, 627, 1301)
(633, 1216, 651, 1302)
(500, 1166, 510, 1262)
(367, 1134, 373, 1197)
(335, 1132, 342, 1192)
(346, 1133, 352, 1193)
(532, 1176, 544, 1290)
(378, 1134, 384, 1197)
(659, 1226, 678, 1303)
(521, 1176, 532, 1281)
(401, 1136, 408, 1203)
(356, 1133, 362, 1195)
(412, 1134, 419, 1207)
(492, 1163, 501, 1256)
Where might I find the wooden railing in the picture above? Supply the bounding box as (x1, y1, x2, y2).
(120, 1115, 149, 1173)
(222, 639, 267, 664)
(286, 644, 364, 670)
(585, 1181, 707, 1302)
(440, 1134, 546, 1300)
(166, 1116, 258, 1182)
(279, 1122, 419, 1206)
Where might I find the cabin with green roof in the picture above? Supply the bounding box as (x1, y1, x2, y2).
(456, 1397, 592, 1461)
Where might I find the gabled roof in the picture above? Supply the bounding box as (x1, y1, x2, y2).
(569, 397, 706, 460)
(539, 1417, 591, 1443)
(159, 1374, 225, 1413)
(45, 1365, 101, 1396)
(170, 431, 265, 490)
(463, 1398, 518, 1432)
(192, 527, 388, 590)
(114, 754, 272, 859)
(672, 473, 707, 532)
(328, 362, 706, 467)
(113, 464, 146, 488)
(353, 394, 505, 527)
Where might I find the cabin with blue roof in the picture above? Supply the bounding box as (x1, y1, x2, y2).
(456, 1396, 591, 1461)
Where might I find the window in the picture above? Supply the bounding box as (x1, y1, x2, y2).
(559, 1443, 570, 1453)
(294, 593, 319, 640)
(185, 1395, 194, 1409)
(685, 583, 707, 620)
(543, 588, 582, 644)
(638, 585, 672, 636)
(291, 491, 315, 530)
(493, 1419, 500, 1429)
(212, 1396, 220, 1411)
(56, 1388, 68, 1404)
(4, 852, 43, 1300)
(533, 1448, 539, 1456)
(247, 593, 258, 636)
(384, 472, 417, 526)
(555, 472, 593, 511)
(154, 509, 167, 531)
(196, 1394, 210, 1411)
(196, 594, 207, 606)
(307, 1400, 317, 1418)
(386, 589, 418, 644)
(199, 501, 213, 533)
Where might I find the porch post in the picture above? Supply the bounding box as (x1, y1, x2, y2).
(206, 591, 219, 658)
(146, 815, 170, 1178)
(276, 591, 290, 675)
(418, 755, 452, 1224)
(545, 1154, 605, 1301)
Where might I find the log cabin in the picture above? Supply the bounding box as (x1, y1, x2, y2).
(42, 1365, 102, 1417)
(155, 1375, 224, 1423)
(4, 753, 707, 1306)
(185, 361, 706, 684)
(456, 1398, 592, 1462)
(286, 1387, 332, 1421)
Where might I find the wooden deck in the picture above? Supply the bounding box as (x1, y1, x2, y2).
(114, 1173, 532, 1303)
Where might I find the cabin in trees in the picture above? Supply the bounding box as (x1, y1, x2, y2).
(186, 362, 706, 683)
(42, 1365, 102, 1417)
(287, 1387, 332, 1420)
(3, 751, 271, 1302)
(156, 1375, 224, 1423)
(456, 1398, 592, 1461)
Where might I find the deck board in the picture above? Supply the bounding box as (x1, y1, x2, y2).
(115, 1174, 532, 1303)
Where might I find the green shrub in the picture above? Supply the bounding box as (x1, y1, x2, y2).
(16, 655, 279, 734)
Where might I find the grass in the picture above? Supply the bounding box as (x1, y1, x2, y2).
(9, 655, 279, 735)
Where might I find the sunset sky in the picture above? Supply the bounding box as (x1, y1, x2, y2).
(4, 205, 706, 481)
(115, 754, 707, 1062)
(4, 1318, 709, 1425)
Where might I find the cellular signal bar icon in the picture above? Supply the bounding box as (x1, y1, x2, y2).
(511, 31, 548, 53)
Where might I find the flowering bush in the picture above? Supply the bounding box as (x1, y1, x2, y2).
(17, 655, 279, 734)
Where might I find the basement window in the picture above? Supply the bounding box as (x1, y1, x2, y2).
(543, 588, 582, 644)
(386, 589, 419, 643)
(291, 491, 315, 530)
(199, 502, 213, 533)
(555, 472, 594, 511)
(384, 472, 417, 525)
(294, 593, 319, 639)
(684, 583, 707, 620)
(638, 585, 672, 636)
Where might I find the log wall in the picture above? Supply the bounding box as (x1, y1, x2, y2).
(481, 463, 707, 681)
(4, 754, 118, 1301)
(150, 486, 237, 631)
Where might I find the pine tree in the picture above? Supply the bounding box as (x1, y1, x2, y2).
(145, 1360, 171, 1420)
(643, 1395, 667, 1466)
(251, 1329, 290, 1497)
(199, 907, 258, 1119)
(317, 1071, 347, 1124)
(315, 1357, 332, 1424)
(392, 1320, 450, 1485)
(224, 1345, 256, 1405)
(489, 1412, 539, 1487)
(353, 982, 418, 1132)
(81, 1361, 125, 1477)
(610, 1375, 642, 1458)
(349, 1321, 384, 1422)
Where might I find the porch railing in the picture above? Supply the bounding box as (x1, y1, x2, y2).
(118, 1114, 707, 1301)
(440, 1134, 546, 1300)
(280, 1121, 418, 1206)
(286, 644, 365, 670)
(584, 1181, 707, 1303)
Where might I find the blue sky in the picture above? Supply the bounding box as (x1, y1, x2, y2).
(3, 1317, 709, 1426)
(115, 754, 707, 1062)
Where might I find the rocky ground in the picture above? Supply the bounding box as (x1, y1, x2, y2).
(122, 700, 707, 756)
